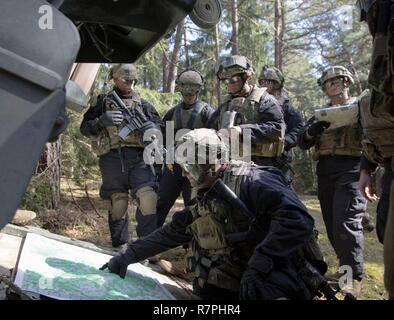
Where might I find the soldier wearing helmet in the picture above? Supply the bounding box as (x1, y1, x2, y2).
(298, 65, 366, 298)
(156, 69, 214, 228)
(80, 64, 163, 247)
(101, 128, 326, 301)
(357, 0, 394, 300)
(209, 55, 285, 167)
(258, 66, 304, 182)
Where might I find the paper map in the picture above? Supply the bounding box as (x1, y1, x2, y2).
(14, 233, 174, 300)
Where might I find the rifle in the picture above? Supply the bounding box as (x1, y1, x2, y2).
(108, 90, 148, 141)
(108, 90, 164, 174)
(212, 178, 260, 244)
(296, 258, 339, 300)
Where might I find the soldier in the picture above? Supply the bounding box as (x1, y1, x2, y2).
(208, 55, 286, 167)
(298, 66, 367, 298)
(100, 129, 330, 300)
(357, 0, 394, 299)
(258, 66, 304, 180)
(358, 91, 394, 244)
(80, 64, 163, 247)
(156, 69, 214, 227)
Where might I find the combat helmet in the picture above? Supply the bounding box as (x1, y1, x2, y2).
(109, 64, 138, 82)
(317, 66, 354, 87)
(259, 65, 285, 87)
(176, 128, 229, 182)
(215, 55, 254, 80)
(176, 69, 205, 86)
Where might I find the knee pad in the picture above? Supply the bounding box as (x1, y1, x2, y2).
(109, 192, 129, 220)
(136, 186, 158, 216)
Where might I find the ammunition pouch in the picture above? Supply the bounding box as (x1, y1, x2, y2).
(189, 215, 228, 251)
(251, 139, 285, 158)
(91, 130, 112, 156)
(313, 125, 362, 160)
(189, 249, 242, 292)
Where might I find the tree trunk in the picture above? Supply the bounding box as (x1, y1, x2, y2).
(230, 0, 239, 55)
(36, 140, 62, 210)
(162, 52, 168, 92)
(274, 0, 284, 70)
(348, 58, 363, 95)
(214, 24, 221, 106)
(166, 20, 184, 93)
(184, 23, 190, 68)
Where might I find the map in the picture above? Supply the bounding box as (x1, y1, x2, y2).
(14, 233, 174, 300)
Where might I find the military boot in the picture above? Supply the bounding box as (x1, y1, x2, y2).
(11, 210, 36, 226)
(362, 212, 375, 233)
(341, 279, 362, 299)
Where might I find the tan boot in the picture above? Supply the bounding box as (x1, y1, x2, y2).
(11, 210, 36, 226)
(341, 279, 362, 299)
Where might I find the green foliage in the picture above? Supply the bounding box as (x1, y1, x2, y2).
(136, 87, 180, 116)
(20, 177, 53, 213)
(62, 110, 100, 184)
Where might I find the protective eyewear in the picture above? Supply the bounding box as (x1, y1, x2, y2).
(324, 78, 344, 88)
(224, 75, 243, 85)
(258, 79, 274, 86)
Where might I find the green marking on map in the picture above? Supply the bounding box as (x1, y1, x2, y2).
(21, 257, 170, 300)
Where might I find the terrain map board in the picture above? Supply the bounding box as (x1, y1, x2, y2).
(14, 233, 174, 300)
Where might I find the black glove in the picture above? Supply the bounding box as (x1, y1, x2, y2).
(98, 110, 124, 127)
(239, 254, 273, 300)
(99, 247, 136, 278)
(139, 120, 158, 132)
(307, 121, 330, 136)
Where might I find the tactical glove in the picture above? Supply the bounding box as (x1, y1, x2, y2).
(307, 121, 331, 136)
(98, 110, 124, 127)
(239, 254, 274, 300)
(139, 120, 159, 132)
(99, 246, 137, 279)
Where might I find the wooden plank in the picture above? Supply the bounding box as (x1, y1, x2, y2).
(0, 233, 22, 276)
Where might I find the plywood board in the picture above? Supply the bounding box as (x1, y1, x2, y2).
(0, 233, 22, 275)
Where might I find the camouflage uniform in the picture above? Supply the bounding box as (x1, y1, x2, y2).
(80, 64, 163, 246)
(209, 55, 286, 167)
(358, 0, 394, 298)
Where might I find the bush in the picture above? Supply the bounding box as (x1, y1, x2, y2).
(20, 176, 53, 213)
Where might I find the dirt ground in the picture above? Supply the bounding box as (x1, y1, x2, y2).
(30, 178, 386, 300)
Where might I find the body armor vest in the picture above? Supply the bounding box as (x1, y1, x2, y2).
(187, 161, 258, 291)
(359, 93, 394, 164)
(91, 91, 145, 156)
(313, 98, 362, 160)
(218, 87, 284, 158)
(172, 100, 207, 131)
